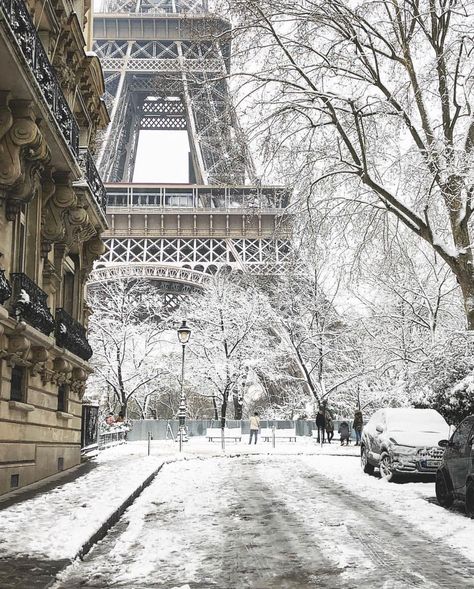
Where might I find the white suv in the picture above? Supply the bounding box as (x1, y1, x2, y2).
(361, 408, 450, 481)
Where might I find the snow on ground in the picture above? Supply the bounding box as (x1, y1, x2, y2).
(0, 438, 353, 562)
(54, 453, 474, 589)
(1, 436, 473, 573)
(299, 454, 474, 563)
(0, 444, 167, 560)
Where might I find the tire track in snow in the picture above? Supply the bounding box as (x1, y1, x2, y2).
(53, 456, 474, 588)
(293, 465, 474, 588)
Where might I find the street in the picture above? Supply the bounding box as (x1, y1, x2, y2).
(54, 455, 474, 589)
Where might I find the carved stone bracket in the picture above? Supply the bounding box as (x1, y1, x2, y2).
(0, 97, 50, 219)
(52, 356, 72, 384)
(6, 333, 32, 366)
(41, 171, 77, 250)
(82, 235, 107, 280)
(71, 365, 88, 399)
(30, 345, 50, 376)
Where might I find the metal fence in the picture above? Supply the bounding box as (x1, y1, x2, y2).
(128, 419, 357, 441)
(98, 429, 128, 450)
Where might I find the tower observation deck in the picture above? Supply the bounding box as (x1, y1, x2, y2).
(90, 0, 291, 301)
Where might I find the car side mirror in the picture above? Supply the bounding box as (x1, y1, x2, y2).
(438, 439, 450, 448)
(376, 424, 384, 434)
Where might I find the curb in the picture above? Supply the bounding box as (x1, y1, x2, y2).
(46, 463, 165, 589)
(77, 463, 164, 560)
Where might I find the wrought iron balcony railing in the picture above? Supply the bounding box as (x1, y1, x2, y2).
(10, 273, 55, 336)
(78, 148, 107, 214)
(0, 0, 79, 156)
(55, 308, 93, 361)
(0, 269, 12, 305)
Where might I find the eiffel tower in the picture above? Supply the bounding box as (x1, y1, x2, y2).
(89, 0, 291, 305)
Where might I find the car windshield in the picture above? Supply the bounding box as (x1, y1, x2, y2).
(387, 411, 447, 433)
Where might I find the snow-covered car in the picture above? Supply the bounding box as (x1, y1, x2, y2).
(435, 415, 474, 517)
(360, 408, 450, 481)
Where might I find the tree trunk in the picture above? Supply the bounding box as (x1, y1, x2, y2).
(456, 269, 474, 330)
(221, 390, 228, 429)
(233, 392, 243, 420)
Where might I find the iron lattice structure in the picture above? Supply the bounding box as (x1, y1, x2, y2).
(90, 1, 291, 299)
(94, 0, 255, 184)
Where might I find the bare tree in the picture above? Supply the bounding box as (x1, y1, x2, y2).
(178, 271, 283, 426)
(222, 0, 474, 327)
(87, 280, 169, 417)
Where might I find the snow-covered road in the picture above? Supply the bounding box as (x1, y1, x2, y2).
(55, 455, 474, 589)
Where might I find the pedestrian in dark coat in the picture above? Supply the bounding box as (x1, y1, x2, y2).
(325, 413, 334, 443)
(338, 421, 350, 445)
(316, 408, 326, 443)
(353, 409, 364, 446)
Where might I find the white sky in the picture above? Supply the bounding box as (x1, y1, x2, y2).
(133, 130, 190, 183)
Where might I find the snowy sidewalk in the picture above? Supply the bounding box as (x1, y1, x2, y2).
(0, 444, 167, 562)
(0, 438, 357, 561)
(0, 438, 358, 588)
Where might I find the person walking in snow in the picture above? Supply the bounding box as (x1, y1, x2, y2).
(249, 412, 260, 444)
(325, 412, 334, 443)
(338, 421, 350, 445)
(316, 408, 326, 443)
(353, 409, 364, 446)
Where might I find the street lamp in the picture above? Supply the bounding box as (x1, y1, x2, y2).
(177, 320, 191, 452)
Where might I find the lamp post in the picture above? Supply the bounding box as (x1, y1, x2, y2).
(177, 320, 191, 452)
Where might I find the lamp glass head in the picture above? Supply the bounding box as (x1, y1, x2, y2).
(177, 320, 191, 344)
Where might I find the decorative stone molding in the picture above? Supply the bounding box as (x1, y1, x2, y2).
(30, 345, 50, 376)
(7, 333, 32, 366)
(0, 99, 50, 218)
(71, 365, 88, 399)
(56, 410, 73, 420)
(53, 356, 72, 374)
(0, 91, 13, 143)
(8, 400, 35, 412)
(41, 172, 77, 247)
(82, 235, 107, 278)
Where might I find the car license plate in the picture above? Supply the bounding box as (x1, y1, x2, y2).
(426, 460, 440, 467)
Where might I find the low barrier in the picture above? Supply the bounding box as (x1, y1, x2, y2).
(127, 419, 358, 441)
(98, 426, 129, 450)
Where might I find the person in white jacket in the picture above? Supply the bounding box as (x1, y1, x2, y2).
(249, 412, 260, 444)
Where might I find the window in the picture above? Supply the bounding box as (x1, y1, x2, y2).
(10, 474, 19, 488)
(58, 457, 64, 471)
(451, 418, 474, 450)
(10, 365, 25, 402)
(62, 272, 75, 315)
(13, 209, 26, 273)
(62, 256, 77, 316)
(57, 384, 68, 413)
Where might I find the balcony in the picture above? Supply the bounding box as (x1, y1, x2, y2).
(105, 184, 290, 211)
(55, 308, 93, 361)
(78, 148, 107, 215)
(0, 0, 79, 156)
(10, 273, 55, 336)
(0, 269, 12, 305)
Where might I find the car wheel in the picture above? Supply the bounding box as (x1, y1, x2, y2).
(465, 480, 474, 518)
(379, 452, 396, 482)
(435, 469, 454, 508)
(361, 446, 374, 475)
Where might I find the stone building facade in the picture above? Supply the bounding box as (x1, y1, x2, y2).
(0, 0, 108, 494)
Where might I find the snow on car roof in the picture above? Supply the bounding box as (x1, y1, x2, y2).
(384, 408, 448, 430)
